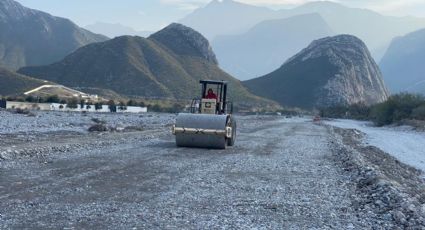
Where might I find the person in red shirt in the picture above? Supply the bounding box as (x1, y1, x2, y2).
(205, 88, 217, 99)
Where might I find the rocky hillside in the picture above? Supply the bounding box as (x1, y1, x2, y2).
(0, 67, 46, 96)
(244, 35, 389, 109)
(380, 28, 425, 95)
(19, 23, 275, 108)
(212, 13, 333, 80)
(0, 0, 107, 70)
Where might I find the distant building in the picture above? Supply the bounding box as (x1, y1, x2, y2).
(5, 101, 147, 113)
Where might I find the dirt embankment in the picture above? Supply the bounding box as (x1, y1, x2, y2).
(329, 126, 425, 228)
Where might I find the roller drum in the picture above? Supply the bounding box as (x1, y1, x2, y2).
(175, 113, 228, 149)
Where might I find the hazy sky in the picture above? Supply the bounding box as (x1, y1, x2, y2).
(16, 0, 425, 31)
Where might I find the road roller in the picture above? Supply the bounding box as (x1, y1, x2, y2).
(172, 80, 236, 149)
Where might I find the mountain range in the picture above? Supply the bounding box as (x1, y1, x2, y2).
(244, 35, 389, 109)
(380, 28, 425, 95)
(181, 0, 425, 66)
(0, 0, 409, 110)
(212, 13, 333, 80)
(0, 0, 107, 70)
(179, 0, 281, 39)
(19, 23, 275, 108)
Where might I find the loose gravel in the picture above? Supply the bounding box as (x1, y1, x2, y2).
(0, 112, 424, 229)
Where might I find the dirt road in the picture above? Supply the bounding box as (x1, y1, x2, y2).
(0, 115, 423, 229)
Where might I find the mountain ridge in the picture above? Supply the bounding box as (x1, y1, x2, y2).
(244, 35, 389, 109)
(380, 28, 425, 95)
(212, 13, 334, 80)
(18, 23, 277, 109)
(0, 0, 108, 70)
(181, 0, 425, 62)
(0, 66, 47, 96)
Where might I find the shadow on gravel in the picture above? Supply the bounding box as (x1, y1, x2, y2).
(146, 140, 238, 154)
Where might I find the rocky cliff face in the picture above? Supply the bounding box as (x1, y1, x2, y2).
(150, 23, 217, 64)
(0, 0, 107, 70)
(244, 35, 389, 109)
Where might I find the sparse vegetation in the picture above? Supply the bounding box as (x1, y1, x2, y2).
(95, 103, 103, 111)
(108, 100, 117, 112)
(46, 95, 60, 103)
(320, 103, 371, 121)
(126, 100, 137, 106)
(67, 98, 79, 109)
(319, 93, 425, 126)
(147, 102, 185, 113)
(118, 101, 127, 111)
(370, 93, 425, 126)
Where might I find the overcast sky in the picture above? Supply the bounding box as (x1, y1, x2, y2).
(16, 0, 425, 31)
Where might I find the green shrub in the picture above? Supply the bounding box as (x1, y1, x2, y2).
(370, 102, 394, 126)
(46, 95, 60, 103)
(150, 104, 162, 112)
(25, 95, 36, 102)
(370, 93, 424, 126)
(412, 104, 425, 120)
(319, 103, 370, 120)
(126, 100, 137, 106)
(108, 100, 117, 112)
(67, 98, 79, 109)
(118, 101, 127, 111)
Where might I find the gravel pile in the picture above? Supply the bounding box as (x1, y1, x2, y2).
(329, 126, 425, 228)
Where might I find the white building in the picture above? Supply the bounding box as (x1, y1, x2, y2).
(6, 101, 147, 113)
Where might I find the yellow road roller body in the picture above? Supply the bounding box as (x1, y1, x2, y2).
(172, 80, 237, 149)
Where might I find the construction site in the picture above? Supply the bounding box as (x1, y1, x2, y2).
(1, 108, 425, 229)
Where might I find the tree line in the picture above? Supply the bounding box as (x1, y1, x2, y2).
(319, 93, 425, 126)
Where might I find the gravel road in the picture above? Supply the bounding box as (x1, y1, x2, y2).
(0, 112, 424, 229)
